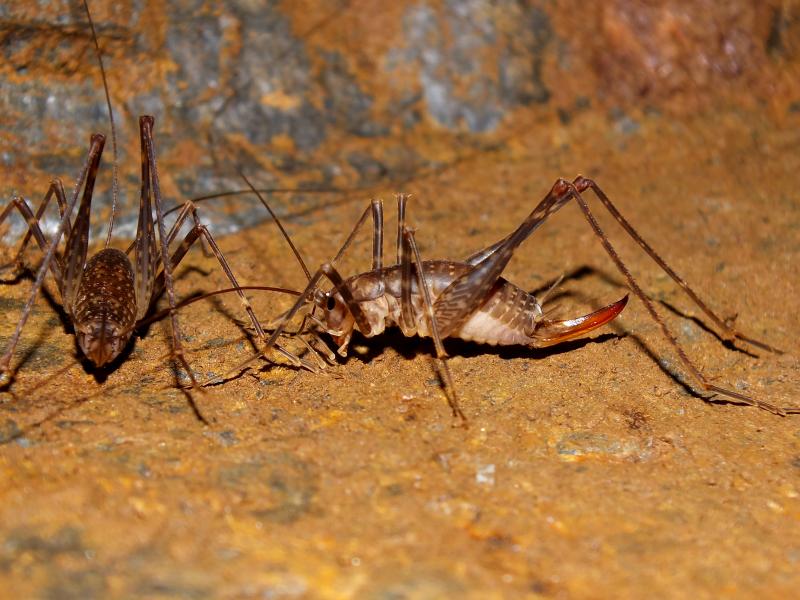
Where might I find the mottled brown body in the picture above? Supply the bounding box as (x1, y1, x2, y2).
(1, 117, 268, 384)
(324, 259, 626, 354)
(256, 179, 798, 418)
(339, 261, 542, 345)
(72, 248, 137, 367)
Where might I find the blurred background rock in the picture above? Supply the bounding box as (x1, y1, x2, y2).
(2, 0, 799, 236)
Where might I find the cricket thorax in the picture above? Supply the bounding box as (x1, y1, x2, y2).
(73, 248, 138, 366)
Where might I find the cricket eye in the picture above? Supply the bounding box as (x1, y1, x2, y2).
(326, 295, 337, 311)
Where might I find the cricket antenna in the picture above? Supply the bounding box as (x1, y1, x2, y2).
(240, 171, 312, 282)
(82, 0, 119, 247)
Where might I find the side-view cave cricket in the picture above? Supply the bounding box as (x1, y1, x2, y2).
(196, 174, 800, 423)
(0, 0, 795, 428)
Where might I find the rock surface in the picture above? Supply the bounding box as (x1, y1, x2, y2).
(2, 1, 800, 597)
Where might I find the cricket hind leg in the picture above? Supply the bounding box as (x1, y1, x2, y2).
(430, 179, 575, 339)
(575, 177, 781, 354)
(566, 177, 799, 416)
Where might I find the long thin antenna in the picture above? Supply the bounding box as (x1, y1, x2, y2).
(240, 172, 312, 281)
(82, 0, 119, 247)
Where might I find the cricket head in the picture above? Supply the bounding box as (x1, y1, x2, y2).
(76, 320, 134, 367)
(314, 289, 355, 355)
(529, 294, 629, 347)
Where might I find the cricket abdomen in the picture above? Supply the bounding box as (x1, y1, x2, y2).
(449, 279, 542, 346)
(73, 248, 137, 366)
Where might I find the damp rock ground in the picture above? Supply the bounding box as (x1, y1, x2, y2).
(2, 1, 800, 598)
(2, 104, 799, 599)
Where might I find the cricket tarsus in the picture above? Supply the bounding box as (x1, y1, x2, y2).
(240, 177, 794, 419)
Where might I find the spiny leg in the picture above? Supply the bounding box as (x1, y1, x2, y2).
(0, 134, 106, 379)
(563, 179, 799, 416)
(402, 227, 467, 424)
